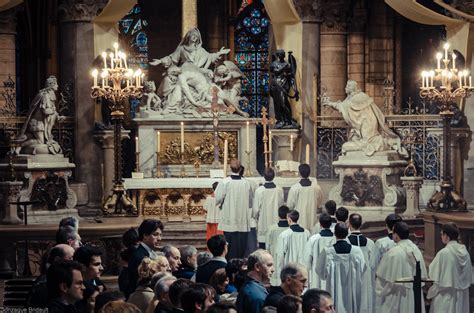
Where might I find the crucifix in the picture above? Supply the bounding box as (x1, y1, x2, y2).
(259, 106, 275, 169)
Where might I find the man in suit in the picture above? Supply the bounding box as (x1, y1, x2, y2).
(126, 219, 164, 297)
(196, 234, 228, 284)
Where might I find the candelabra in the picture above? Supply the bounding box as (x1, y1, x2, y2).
(155, 152, 164, 178)
(419, 43, 473, 211)
(91, 42, 142, 216)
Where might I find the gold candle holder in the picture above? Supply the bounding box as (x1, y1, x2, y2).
(135, 152, 140, 172)
(155, 152, 164, 178)
(245, 150, 253, 177)
(180, 154, 187, 178)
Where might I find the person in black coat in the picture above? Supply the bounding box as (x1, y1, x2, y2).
(196, 235, 228, 284)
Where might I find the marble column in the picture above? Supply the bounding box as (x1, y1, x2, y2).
(58, 0, 108, 211)
(93, 130, 130, 201)
(0, 181, 23, 225)
(347, 0, 367, 91)
(0, 7, 17, 115)
(293, 0, 322, 170)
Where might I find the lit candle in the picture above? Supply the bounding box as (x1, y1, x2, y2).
(91, 69, 98, 87)
(100, 71, 107, 87)
(113, 42, 119, 57)
(110, 52, 114, 68)
(223, 139, 228, 177)
(429, 71, 434, 87)
(421, 71, 426, 88)
(136, 69, 142, 87)
(102, 52, 107, 69)
(180, 122, 184, 153)
(452, 53, 456, 69)
(123, 53, 128, 68)
(246, 121, 250, 151)
(305, 144, 310, 164)
(443, 43, 449, 60)
(118, 52, 123, 68)
(135, 136, 139, 153)
(436, 52, 442, 70)
(269, 131, 272, 152)
(470, 76, 472, 88)
(156, 131, 160, 153)
(290, 134, 293, 152)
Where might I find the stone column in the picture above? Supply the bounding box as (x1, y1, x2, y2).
(182, 0, 197, 37)
(0, 7, 18, 115)
(0, 181, 23, 225)
(293, 0, 322, 169)
(401, 176, 423, 217)
(347, 0, 367, 91)
(58, 0, 108, 211)
(94, 130, 130, 201)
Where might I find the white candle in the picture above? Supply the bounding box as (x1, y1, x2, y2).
(246, 121, 250, 151)
(290, 135, 293, 152)
(452, 53, 456, 69)
(269, 131, 272, 152)
(135, 136, 139, 153)
(180, 122, 184, 153)
(114, 42, 119, 57)
(156, 131, 160, 153)
(429, 71, 434, 87)
(223, 139, 228, 177)
(305, 144, 310, 164)
(102, 52, 107, 69)
(421, 72, 425, 88)
(436, 52, 442, 70)
(91, 69, 98, 87)
(470, 76, 472, 88)
(123, 53, 128, 68)
(443, 43, 449, 60)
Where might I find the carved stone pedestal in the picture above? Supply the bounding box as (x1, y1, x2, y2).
(401, 176, 424, 217)
(0, 181, 23, 224)
(328, 151, 407, 221)
(270, 128, 300, 164)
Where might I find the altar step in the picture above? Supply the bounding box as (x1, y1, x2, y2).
(361, 217, 425, 246)
(161, 221, 207, 250)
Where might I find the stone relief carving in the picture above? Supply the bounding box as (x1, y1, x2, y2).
(341, 168, 384, 206)
(58, 0, 108, 23)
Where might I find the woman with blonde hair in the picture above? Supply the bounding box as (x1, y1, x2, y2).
(100, 300, 141, 313)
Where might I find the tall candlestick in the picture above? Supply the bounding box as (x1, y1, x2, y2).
(180, 122, 185, 153)
(269, 131, 272, 152)
(436, 52, 442, 70)
(135, 136, 139, 153)
(156, 131, 160, 153)
(91, 69, 98, 87)
(443, 43, 449, 60)
(452, 53, 456, 69)
(305, 144, 310, 164)
(246, 121, 250, 151)
(223, 139, 228, 177)
(290, 135, 294, 152)
(123, 53, 128, 68)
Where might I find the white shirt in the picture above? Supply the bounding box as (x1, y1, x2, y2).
(304, 229, 335, 289)
(266, 221, 289, 286)
(203, 195, 220, 223)
(276, 225, 310, 281)
(252, 182, 284, 242)
(286, 178, 322, 230)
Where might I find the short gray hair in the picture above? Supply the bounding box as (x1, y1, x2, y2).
(280, 263, 306, 282)
(162, 245, 178, 257)
(197, 251, 213, 267)
(180, 245, 197, 261)
(248, 249, 271, 271)
(154, 275, 177, 298)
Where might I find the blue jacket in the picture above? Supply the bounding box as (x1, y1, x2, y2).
(236, 275, 268, 313)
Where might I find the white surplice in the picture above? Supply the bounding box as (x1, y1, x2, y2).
(216, 174, 253, 232)
(252, 182, 284, 243)
(316, 242, 366, 313)
(203, 195, 219, 223)
(427, 240, 472, 313)
(304, 230, 336, 289)
(266, 221, 289, 286)
(286, 178, 322, 230)
(375, 239, 427, 313)
(275, 225, 310, 284)
(348, 232, 376, 313)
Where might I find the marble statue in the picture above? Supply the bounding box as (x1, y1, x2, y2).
(15, 76, 66, 155)
(140, 81, 161, 112)
(270, 49, 299, 129)
(322, 80, 407, 157)
(149, 27, 248, 118)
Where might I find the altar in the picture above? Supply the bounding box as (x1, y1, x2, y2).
(124, 176, 310, 221)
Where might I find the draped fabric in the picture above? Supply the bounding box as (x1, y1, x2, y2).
(263, 0, 303, 122)
(93, 0, 136, 57)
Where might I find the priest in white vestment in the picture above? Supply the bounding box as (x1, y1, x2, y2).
(216, 159, 253, 259)
(275, 210, 310, 283)
(253, 168, 284, 247)
(305, 213, 335, 289)
(376, 221, 427, 313)
(286, 164, 322, 230)
(348, 213, 375, 313)
(316, 222, 365, 313)
(266, 205, 290, 286)
(427, 222, 472, 313)
(241, 165, 259, 256)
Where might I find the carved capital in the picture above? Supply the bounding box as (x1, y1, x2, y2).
(0, 7, 19, 34)
(58, 0, 107, 23)
(319, 0, 354, 33)
(293, 0, 323, 23)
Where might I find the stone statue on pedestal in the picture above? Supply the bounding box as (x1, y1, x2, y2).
(322, 80, 407, 157)
(148, 27, 248, 118)
(270, 49, 299, 129)
(14, 76, 66, 155)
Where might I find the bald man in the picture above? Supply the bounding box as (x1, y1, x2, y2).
(216, 159, 253, 259)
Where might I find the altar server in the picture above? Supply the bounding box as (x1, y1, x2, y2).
(316, 222, 365, 313)
(376, 221, 427, 313)
(276, 210, 310, 279)
(266, 205, 290, 286)
(312, 200, 338, 234)
(216, 159, 253, 259)
(304, 213, 335, 289)
(348, 213, 375, 313)
(427, 222, 472, 313)
(253, 168, 284, 248)
(286, 164, 322, 230)
(373, 214, 402, 271)
(203, 181, 223, 240)
(241, 165, 259, 256)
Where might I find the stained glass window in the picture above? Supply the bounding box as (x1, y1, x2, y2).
(234, 0, 270, 117)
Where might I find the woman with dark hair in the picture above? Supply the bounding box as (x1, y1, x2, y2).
(209, 268, 229, 301)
